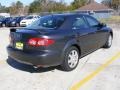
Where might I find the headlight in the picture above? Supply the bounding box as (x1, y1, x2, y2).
(12, 22, 15, 24)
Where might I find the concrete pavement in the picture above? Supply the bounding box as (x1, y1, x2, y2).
(0, 26, 120, 90)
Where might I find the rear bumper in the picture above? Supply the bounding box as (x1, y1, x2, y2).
(7, 46, 62, 67)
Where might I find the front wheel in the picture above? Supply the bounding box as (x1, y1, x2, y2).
(61, 47, 80, 71)
(103, 34, 113, 48)
(16, 23, 20, 27)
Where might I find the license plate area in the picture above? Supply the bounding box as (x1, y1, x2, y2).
(15, 42, 24, 50)
(10, 32, 23, 49)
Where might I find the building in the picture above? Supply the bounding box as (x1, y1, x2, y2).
(76, 1, 113, 19)
(0, 13, 10, 17)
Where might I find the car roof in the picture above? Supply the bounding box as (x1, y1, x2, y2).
(49, 13, 90, 17)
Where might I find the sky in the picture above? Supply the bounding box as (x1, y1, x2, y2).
(0, 0, 102, 7)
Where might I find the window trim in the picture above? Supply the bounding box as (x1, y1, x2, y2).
(84, 15, 100, 28)
(72, 16, 89, 30)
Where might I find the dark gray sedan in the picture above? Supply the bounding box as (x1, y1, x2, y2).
(7, 13, 113, 71)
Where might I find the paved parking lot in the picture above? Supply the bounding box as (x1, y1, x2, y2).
(0, 25, 120, 90)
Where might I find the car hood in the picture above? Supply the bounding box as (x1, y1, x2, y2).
(21, 19, 35, 22)
(0, 20, 4, 22)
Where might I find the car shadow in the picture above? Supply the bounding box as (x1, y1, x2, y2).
(6, 57, 59, 73)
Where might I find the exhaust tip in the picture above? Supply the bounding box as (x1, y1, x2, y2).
(33, 66, 38, 69)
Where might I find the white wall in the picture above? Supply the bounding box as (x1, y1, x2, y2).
(0, 13, 10, 17)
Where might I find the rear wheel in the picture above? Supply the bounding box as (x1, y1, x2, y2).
(2, 24, 6, 27)
(61, 47, 79, 71)
(103, 34, 112, 48)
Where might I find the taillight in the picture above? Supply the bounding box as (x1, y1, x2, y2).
(28, 38, 55, 46)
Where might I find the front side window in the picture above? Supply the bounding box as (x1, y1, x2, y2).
(86, 16, 99, 27)
(73, 17, 88, 29)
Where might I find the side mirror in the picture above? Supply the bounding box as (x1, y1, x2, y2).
(98, 23, 106, 27)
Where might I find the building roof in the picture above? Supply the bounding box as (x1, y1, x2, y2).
(77, 1, 112, 11)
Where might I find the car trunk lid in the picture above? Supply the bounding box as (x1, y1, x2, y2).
(9, 28, 47, 52)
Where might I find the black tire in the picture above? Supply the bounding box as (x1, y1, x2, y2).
(61, 46, 80, 71)
(16, 23, 20, 27)
(2, 24, 6, 27)
(103, 34, 113, 48)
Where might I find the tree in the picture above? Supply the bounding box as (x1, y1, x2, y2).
(87, 0, 95, 4)
(71, 0, 87, 10)
(0, 3, 9, 13)
(102, 0, 120, 10)
(9, 1, 24, 15)
(29, 0, 42, 13)
(29, 0, 67, 13)
(23, 6, 29, 15)
(102, 0, 112, 8)
(9, 2, 17, 15)
(111, 0, 120, 10)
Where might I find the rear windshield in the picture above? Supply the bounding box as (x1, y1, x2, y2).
(26, 15, 65, 29)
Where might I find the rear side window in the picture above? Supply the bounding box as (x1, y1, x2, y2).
(55, 17, 65, 27)
(73, 17, 88, 29)
(40, 16, 55, 28)
(86, 16, 99, 27)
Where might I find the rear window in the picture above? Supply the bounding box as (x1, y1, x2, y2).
(26, 15, 65, 29)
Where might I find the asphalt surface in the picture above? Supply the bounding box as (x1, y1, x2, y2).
(0, 25, 120, 90)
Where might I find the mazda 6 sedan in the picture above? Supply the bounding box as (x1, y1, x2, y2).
(7, 13, 113, 71)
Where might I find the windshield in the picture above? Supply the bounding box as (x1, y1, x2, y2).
(0, 18, 4, 21)
(11, 17, 17, 21)
(0, 16, 5, 21)
(25, 16, 33, 19)
(5, 17, 12, 21)
(26, 15, 65, 29)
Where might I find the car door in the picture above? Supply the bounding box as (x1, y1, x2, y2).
(72, 16, 100, 56)
(85, 15, 108, 49)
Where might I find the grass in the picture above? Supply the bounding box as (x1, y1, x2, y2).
(100, 16, 120, 24)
